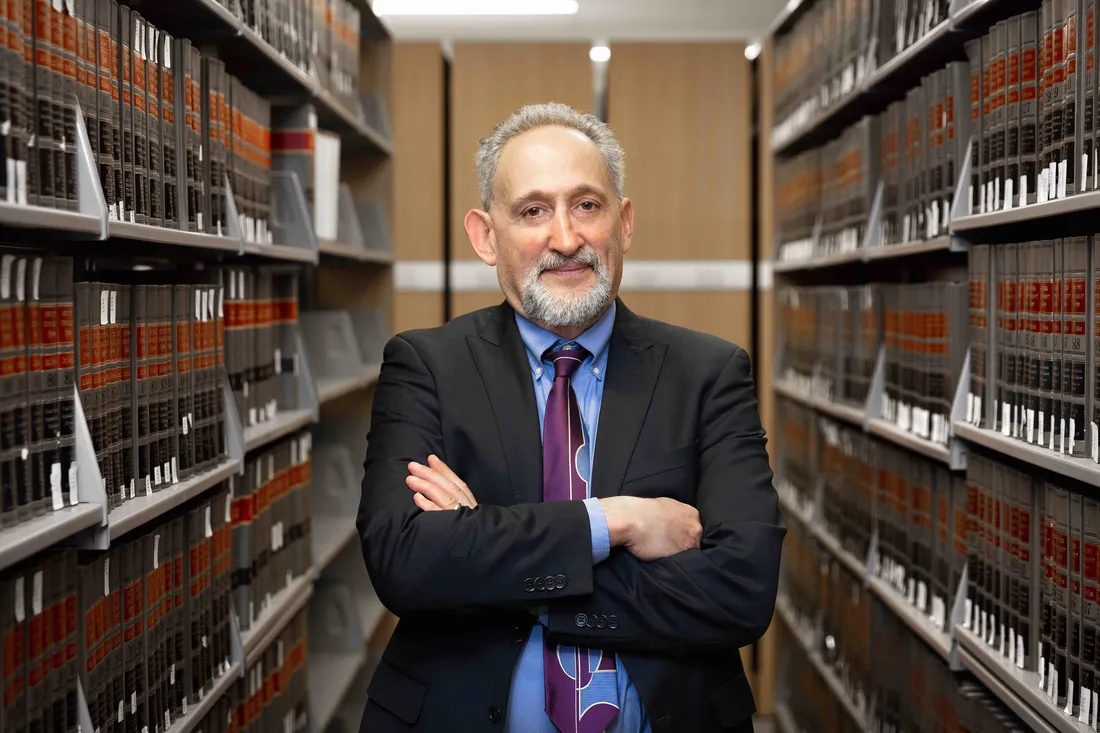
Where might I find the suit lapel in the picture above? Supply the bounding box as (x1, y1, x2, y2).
(592, 302, 666, 499)
(467, 303, 544, 506)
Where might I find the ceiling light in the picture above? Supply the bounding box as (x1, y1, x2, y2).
(373, 0, 579, 15)
(589, 45, 610, 62)
(745, 43, 760, 61)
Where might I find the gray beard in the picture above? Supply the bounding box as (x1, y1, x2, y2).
(520, 249, 614, 329)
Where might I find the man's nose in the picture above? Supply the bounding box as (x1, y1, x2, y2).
(550, 209, 583, 255)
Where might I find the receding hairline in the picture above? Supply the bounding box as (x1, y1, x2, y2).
(490, 127, 620, 211)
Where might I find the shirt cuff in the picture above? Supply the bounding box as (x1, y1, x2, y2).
(583, 497, 611, 564)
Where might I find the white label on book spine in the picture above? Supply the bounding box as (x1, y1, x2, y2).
(967, 394, 974, 423)
(1092, 691, 1098, 727)
(163, 462, 170, 485)
(1002, 403, 1011, 435)
(1017, 634, 1024, 669)
(171, 457, 178, 484)
(1068, 681, 1076, 715)
(14, 259, 24, 303)
(1021, 175, 1028, 206)
(1027, 408, 1035, 443)
(14, 577, 24, 622)
(205, 506, 212, 538)
(32, 571, 42, 615)
(0, 256, 11, 299)
(104, 558, 109, 597)
(274, 348, 281, 375)
(1059, 160, 1069, 199)
(50, 462, 63, 510)
(100, 290, 107, 325)
(1072, 418, 1078, 454)
(1038, 412, 1045, 446)
(917, 581, 927, 612)
(30, 258, 40, 301)
(963, 598, 972, 629)
(1082, 688, 1092, 724)
(153, 534, 159, 569)
(154, 466, 162, 485)
(1009, 628, 1017, 666)
(131, 692, 136, 715)
(1063, 418, 1068, 454)
(976, 396, 982, 424)
(118, 702, 124, 723)
(69, 463, 78, 504)
(5, 160, 13, 204)
(1093, 423, 1099, 462)
(145, 476, 151, 495)
(16, 161, 26, 205)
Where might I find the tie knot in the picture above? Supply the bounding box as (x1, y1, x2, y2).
(545, 343, 590, 379)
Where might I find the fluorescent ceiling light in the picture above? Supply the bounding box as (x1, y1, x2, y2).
(589, 45, 610, 62)
(373, 0, 579, 15)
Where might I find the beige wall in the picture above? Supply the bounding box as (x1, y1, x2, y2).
(393, 42, 446, 332)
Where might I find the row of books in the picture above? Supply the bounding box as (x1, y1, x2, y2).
(777, 398, 968, 631)
(772, 0, 952, 148)
(1, 481, 233, 733)
(231, 429, 312, 634)
(964, 240, 1090, 460)
(0, 0, 274, 242)
(963, 447, 1100, 727)
(780, 539, 1030, 732)
(192, 607, 308, 733)
(210, 0, 363, 118)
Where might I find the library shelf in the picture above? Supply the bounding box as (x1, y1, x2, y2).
(317, 374, 373, 405)
(774, 380, 868, 428)
(867, 417, 954, 466)
(866, 574, 954, 662)
(951, 0, 1002, 27)
(773, 247, 864, 273)
(108, 220, 242, 253)
(314, 88, 394, 155)
(318, 239, 395, 264)
(951, 189, 1100, 232)
(956, 627, 1076, 733)
(772, 19, 954, 156)
(242, 572, 315, 666)
(169, 661, 243, 733)
(813, 523, 869, 579)
(241, 241, 319, 264)
(777, 490, 815, 528)
(775, 597, 872, 732)
(243, 408, 315, 453)
(953, 422, 1100, 485)
(311, 516, 357, 573)
(104, 459, 242, 541)
(864, 235, 955, 260)
(309, 652, 366, 733)
(0, 504, 104, 572)
(0, 201, 104, 235)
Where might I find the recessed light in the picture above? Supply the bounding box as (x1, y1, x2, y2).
(373, 0, 580, 15)
(589, 45, 610, 62)
(745, 43, 760, 61)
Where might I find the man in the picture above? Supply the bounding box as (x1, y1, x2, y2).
(357, 102, 784, 733)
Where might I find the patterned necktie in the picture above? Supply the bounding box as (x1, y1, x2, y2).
(541, 343, 620, 733)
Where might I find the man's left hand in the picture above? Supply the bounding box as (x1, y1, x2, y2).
(407, 455, 479, 511)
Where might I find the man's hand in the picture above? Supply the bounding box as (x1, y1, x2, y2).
(406, 455, 479, 511)
(599, 496, 702, 562)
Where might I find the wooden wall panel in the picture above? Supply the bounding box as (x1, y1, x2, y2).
(622, 292, 752, 350)
(448, 42, 593, 317)
(607, 43, 751, 261)
(392, 42, 446, 330)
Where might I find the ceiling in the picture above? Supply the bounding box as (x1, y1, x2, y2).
(371, 0, 787, 43)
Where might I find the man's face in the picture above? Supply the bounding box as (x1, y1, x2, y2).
(465, 125, 633, 331)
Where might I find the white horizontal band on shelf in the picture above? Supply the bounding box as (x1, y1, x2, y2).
(395, 260, 773, 293)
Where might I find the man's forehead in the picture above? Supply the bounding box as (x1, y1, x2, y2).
(495, 126, 613, 201)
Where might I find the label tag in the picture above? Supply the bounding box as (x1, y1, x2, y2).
(69, 463, 79, 504)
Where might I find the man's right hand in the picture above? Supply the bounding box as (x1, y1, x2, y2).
(598, 496, 703, 562)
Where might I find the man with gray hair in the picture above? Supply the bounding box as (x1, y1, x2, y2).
(356, 102, 784, 733)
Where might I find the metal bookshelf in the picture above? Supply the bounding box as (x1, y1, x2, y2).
(0, 504, 104, 573)
(242, 572, 316, 666)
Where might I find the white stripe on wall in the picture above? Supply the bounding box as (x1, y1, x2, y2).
(395, 260, 774, 292)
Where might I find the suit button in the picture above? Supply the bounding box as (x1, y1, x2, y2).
(555, 574, 567, 589)
(586, 614, 597, 629)
(597, 615, 607, 629)
(535, 577, 545, 591)
(488, 706, 502, 724)
(574, 613, 588, 627)
(543, 575, 555, 590)
(523, 578, 535, 592)
(608, 615, 620, 630)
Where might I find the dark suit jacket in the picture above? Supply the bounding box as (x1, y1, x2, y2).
(356, 299, 785, 733)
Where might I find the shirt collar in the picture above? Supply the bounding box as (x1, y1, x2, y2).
(515, 301, 616, 381)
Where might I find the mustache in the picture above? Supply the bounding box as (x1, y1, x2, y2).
(535, 248, 602, 274)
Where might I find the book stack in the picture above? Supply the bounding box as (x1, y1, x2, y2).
(0, 252, 77, 526)
(819, 118, 876, 257)
(775, 396, 817, 511)
(879, 281, 969, 446)
(272, 106, 342, 242)
(775, 149, 820, 261)
(879, 62, 971, 246)
(75, 273, 228, 508)
(190, 606, 309, 733)
(771, 0, 953, 149)
(777, 284, 881, 408)
(316, 0, 362, 115)
(220, 265, 300, 430)
(230, 429, 311, 634)
(820, 420, 875, 564)
(966, 238, 1089, 457)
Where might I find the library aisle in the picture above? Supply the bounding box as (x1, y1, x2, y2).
(0, 1, 394, 732)
(765, 0, 1100, 730)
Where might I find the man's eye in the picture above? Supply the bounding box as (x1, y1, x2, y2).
(525, 206, 543, 217)
(578, 201, 598, 211)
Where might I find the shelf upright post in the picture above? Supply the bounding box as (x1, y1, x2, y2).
(74, 99, 108, 240)
(73, 385, 109, 548)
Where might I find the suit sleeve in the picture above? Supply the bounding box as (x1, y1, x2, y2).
(357, 334, 599, 616)
(545, 347, 786, 655)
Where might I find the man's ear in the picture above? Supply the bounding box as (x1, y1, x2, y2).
(465, 209, 497, 266)
(619, 197, 635, 255)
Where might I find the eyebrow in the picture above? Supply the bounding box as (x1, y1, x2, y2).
(510, 184, 609, 209)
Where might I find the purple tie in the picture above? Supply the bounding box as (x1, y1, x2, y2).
(541, 343, 620, 733)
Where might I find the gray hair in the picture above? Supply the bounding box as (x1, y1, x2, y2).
(475, 102, 625, 211)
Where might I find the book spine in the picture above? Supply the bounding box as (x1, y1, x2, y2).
(1065, 236, 1087, 456)
(144, 21, 159, 227)
(59, 0, 76, 209)
(159, 31, 174, 228)
(1083, 496, 1099, 723)
(117, 2, 130, 223)
(1068, 0, 1081, 196)
(1073, 491, 1085, 715)
(1086, 0, 1096, 191)
(131, 12, 146, 225)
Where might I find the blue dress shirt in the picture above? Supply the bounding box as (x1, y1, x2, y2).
(505, 302, 652, 733)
